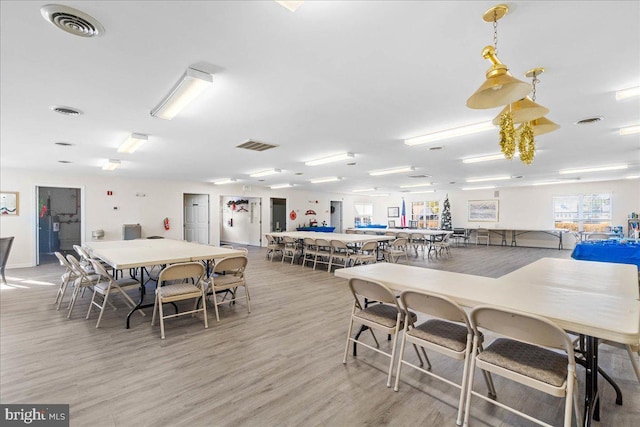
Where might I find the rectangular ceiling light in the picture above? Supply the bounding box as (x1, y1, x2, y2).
(461, 185, 496, 191)
(409, 190, 435, 194)
(559, 164, 628, 174)
(310, 177, 341, 184)
(466, 176, 511, 183)
(531, 180, 579, 186)
(275, 1, 304, 11)
(270, 183, 292, 189)
(616, 86, 640, 101)
(404, 121, 495, 146)
(352, 188, 377, 193)
(462, 152, 520, 163)
(369, 166, 415, 176)
(619, 125, 640, 135)
(250, 168, 281, 178)
(305, 152, 354, 166)
(151, 68, 213, 120)
(213, 178, 237, 185)
(399, 183, 432, 189)
(626, 175, 640, 179)
(102, 159, 121, 171)
(370, 193, 390, 197)
(118, 133, 148, 153)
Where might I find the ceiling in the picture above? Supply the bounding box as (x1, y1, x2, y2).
(1, 1, 638, 195)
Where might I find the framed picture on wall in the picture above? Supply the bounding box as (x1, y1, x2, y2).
(0, 191, 19, 215)
(387, 207, 399, 218)
(468, 199, 499, 222)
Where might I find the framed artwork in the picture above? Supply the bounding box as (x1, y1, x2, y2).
(468, 199, 498, 222)
(0, 191, 19, 215)
(387, 207, 399, 218)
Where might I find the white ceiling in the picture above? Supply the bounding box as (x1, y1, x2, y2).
(1, 1, 639, 194)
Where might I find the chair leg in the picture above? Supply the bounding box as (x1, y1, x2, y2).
(213, 293, 221, 322)
(393, 332, 408, 391)
(343, 316, 355, 364)
(626, 344, 640, 382)
(151, 293, 158, 326)
(55, 276, 71, 310)
(158, 296, 166, 339)
(95, 290, 110, 328)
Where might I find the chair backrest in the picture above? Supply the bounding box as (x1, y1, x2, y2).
(441, 233, 451, 243)
(303, 237, 316, 247)
(477, 228, 489, 236)
(385, 231, 396, 236)
(235, 247, 249, 256)
(410, 233, 424, 241)
(54, 251, 73, 270)
(282, 236, 297, 244)
(360, 240, 378, 252)
(345, 229, 357, 234)
(213, 256, 248, 276)
(265, 234, 275, 244)
(586, 233, 610, 241)
(158, 262, 206, 284)
(400, 291, 470, 328)
(349, 278, 398, 306)
(330, 240, 349, 251)
(89, 258, 112, 281)
(73, 244, 90, 260)
(365, 230, 378, 235)
(392, 237, 408, 248)
(0, 236, 14, 267)
(397, 232, 410, 239)
(66, 254, 93, 281)
(221, 245, 234, 249)
(469, 305, 574, 355)
(315, 238, 331, 248)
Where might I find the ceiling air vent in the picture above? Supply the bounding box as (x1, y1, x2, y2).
(575, 116, 604, 125)
(41, 4, 105, 38)
(236, 140, 279, 152)
(409, 174, 432, 178)
(50, 105, 82, 116)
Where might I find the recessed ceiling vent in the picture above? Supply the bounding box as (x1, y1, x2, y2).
(236, 140, 278, 152)
(409, 174, 432, 178)
(50, 105, 82, 116)
(41, 4, 105, 38)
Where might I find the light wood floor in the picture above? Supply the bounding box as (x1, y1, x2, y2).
(1, 245, 638, 426)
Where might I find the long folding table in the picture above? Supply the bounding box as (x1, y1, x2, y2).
(335, 258, 640, 427)
(85, 239, 244, 328)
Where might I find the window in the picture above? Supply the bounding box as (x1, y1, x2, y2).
(354, 203, 373, 227)
(411, 201, 439, 229)
(553, 193, 611, 232)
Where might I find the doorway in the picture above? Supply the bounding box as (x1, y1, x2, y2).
(220, 196, 262, 246)
(330, 200, 343, 233)
(270, 198, 287, 232)
(36, 186, 82, 265)
(184, 194, 210, 244)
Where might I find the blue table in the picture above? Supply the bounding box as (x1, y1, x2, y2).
(296, 226, 335, 232)
(571, 240, 640, 269)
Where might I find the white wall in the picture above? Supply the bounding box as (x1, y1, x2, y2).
(2, 167, 638, 267)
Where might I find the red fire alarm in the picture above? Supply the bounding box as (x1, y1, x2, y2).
(107, 191, 113, 196)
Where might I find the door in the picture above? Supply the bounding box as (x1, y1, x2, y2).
(36, 186, 82, 265)
(270, 198, 287, 232)
(330, 201, 343, 233)
(184, 194, 209, 244)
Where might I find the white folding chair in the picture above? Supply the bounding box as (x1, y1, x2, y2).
(265, 234, 284, 261)
(281, 236, 300, 265)
(328, 240, 354, 270)
(464, 305, 581, 427)
(351, 240, 378, 266)
(313, 238, 332, 271)
(206, 256, 250, 322)
(66, 254, 100, 319)
(383, 238, 409, 264)
(86, 259, 144, 328)
(302, 237, 318, 268)
(53, 251, 78, 310)
(151, 262, 208, 339)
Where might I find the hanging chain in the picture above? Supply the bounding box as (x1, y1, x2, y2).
(493, 11, 499, 54)
(531, 71, 540, 101)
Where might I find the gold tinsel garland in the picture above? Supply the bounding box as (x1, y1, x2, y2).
(499, 111, 516, 159)
(518, 121, 535, 165)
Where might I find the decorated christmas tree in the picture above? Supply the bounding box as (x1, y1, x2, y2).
(440, 194, 452, 230)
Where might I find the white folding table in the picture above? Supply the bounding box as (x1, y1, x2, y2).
(335, 258, 640, 427)
(85, 239, 244, 328)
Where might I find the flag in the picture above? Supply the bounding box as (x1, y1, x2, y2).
(400, 198, 406, 228)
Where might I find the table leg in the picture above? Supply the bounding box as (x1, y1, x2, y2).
(583, 335, 600, 426)
(126, 267, 146, 329)
(511, 230, 517, 247)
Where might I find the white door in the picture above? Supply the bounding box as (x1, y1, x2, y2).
(184, 194, 209, 244)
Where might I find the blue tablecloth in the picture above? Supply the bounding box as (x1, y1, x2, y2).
(296, 226, 335, 232)
(571, 240, 640, 269)
(355, 224, 387, 229)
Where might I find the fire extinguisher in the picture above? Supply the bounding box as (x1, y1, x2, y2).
(164, 217, 170, 230)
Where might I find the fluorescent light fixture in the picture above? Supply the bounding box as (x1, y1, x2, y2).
(626, 175, 640, 179)
(151, 68, 213, 120)
(369, 166, 415, 176)
(531, 180, 580, 186)
(370, 193, 390, 197)
(352, 188, 377, 193)
(275, 1, 304, 11)
(409, 190, 435, 194)
(616, 86, 640, 101)
(213, 178, 237, 185)
(118, 133, 148, 153)
(619, 125, 640, 135)
(250, 168, 282, 178)
(466, 176, 511, 183)
(462, 152, 520, 163)
(305, 152, 354, 166)
(102, 159, 121, 171)
(404, 121, 495, 146)
(310, 177, 341, 184)
(461, 185, 496, 191)
(270, 183, 292, 189)
(559, 165, 628, 175)
(399, 183, 432, 189)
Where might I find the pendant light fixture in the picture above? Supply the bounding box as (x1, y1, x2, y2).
(466, 5, 531, 109)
